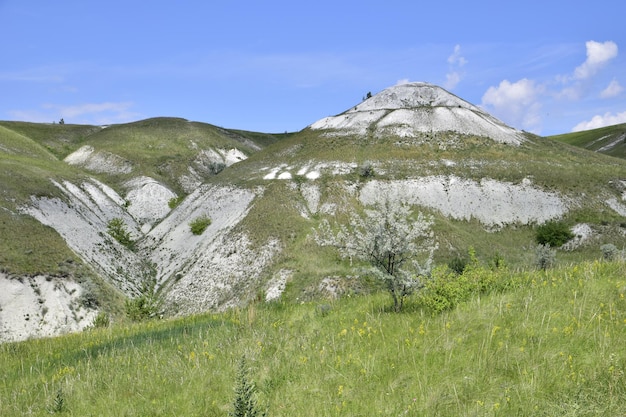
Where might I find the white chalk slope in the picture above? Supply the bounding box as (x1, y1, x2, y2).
(271, 83, 568, 225)
(310, 82, 524, 144)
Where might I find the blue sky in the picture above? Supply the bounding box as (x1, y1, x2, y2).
(1, 1, 625, 135)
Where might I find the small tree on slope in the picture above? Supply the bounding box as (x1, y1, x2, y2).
(314, 198, 437, 312)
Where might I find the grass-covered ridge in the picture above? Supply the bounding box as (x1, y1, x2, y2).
(2, 260, 625, 416)
(0, 118, 286, 276)
(548, 122, 626, 160)
(0, 124, 95, 275)
(0, 118, 287, 195)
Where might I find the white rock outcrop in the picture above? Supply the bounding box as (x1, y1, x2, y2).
(0, 274, 97, 342)
(310, 82, 524, 145)
(359, 176, 566, 226)
(124, 176, 177, 231)
(64, 145, 133, 174)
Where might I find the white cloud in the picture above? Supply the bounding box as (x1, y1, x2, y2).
(572, 110, 626, 132)
(444, 44, 467, 90)
(444, 72, 461, 90)
(556, 40, 619, 101)
(557, 85, 583, 101)
(573, 40, 618, 80)
(447, 44, 467, 67)
(600, 78, 623, 98)
(52, 102, 134, 119)
(481, 78, 544, 132)
(9, 102, 140, 125)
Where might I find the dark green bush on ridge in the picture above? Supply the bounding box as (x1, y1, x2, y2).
(535, 220, 575, 247)
(447, 256, 468, 275)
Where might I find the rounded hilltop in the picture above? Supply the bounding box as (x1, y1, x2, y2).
(309, 82, 524, 145)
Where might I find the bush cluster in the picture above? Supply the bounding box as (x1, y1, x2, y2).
(535, 244, 556, 270)
(357, 161, 375, 178)
(535, 221, 574, 247)
(125, 295, 158, 321)
(447, 256, 468, 275)
(189, 215, 212, 235)
(168, 196, 184, 209)
(601, 243, 619, 261)
(107, 218, 134, 249)
(416, 263, 510, 314)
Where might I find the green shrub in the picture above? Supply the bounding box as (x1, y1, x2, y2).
(535, 221, 574, 247)
(168, 196, 184, 209)
(91, 312, 110, 328)
(107, 218, 134, 248)
(535, 244, 556, 270)
(601, 243, 619, 261)
(229, 357, 266, 417)
(419, 267, 491, 314)
(447, 256, 468, 275)
(358, 161, 374, 178)
(417, 264, 502, 314)
(417, 267, 462, 313)
(189, 215, 212, 235)
(208, 161, 226, 175)
(125, 295, 157, 321)
(489, 252, 506, 270)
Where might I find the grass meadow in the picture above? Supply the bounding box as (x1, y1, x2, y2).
(1, 260, 625, 416)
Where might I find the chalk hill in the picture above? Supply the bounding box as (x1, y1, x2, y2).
(1, 84, 626, 342)
(310, 82, 523, 144)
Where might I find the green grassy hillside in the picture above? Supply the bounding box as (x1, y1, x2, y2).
(229, 128, 625, 198)
(2, 260, 625, 416)
(0, 118, 287, 195)
(2, 116, 626, 337)
(0, 118, 286, 276)
(0, 124, 92, 275)
(218, 128, 626, 278)
(64, 118, 284, 192)
(548, 123, 626, 160)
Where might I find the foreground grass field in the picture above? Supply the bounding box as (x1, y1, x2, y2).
(1, 260, 625, 416)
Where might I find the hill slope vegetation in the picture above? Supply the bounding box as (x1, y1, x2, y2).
(1, 261, 625, 416)
(1, 83, 626, 342)
(549, 123, 626, 160)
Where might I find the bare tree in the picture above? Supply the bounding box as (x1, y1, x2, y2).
(314, 198, 436, 311)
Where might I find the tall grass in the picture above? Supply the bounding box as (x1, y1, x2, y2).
(1, 260, 625, 416)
